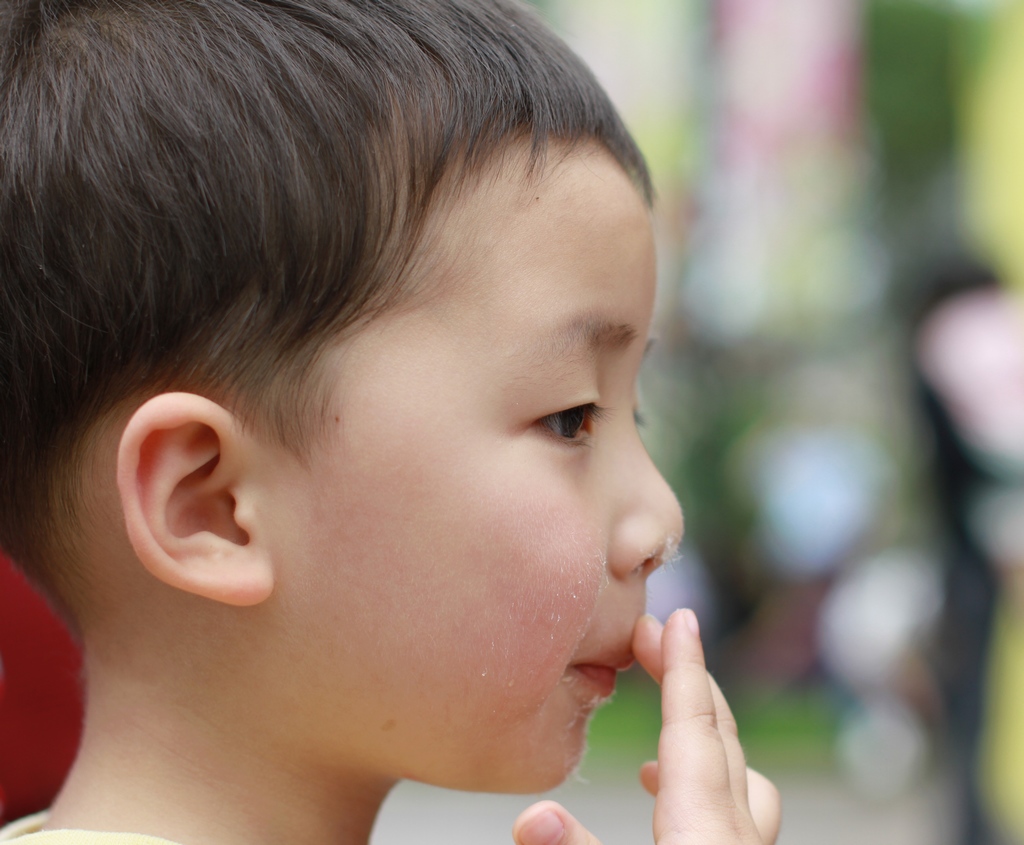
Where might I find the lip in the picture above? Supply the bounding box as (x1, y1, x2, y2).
(569, 655, 634, 699)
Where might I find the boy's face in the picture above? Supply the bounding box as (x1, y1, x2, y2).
(262, 147, 682, 792)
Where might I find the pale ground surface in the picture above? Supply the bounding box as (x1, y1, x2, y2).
(372, 766, 952, 845)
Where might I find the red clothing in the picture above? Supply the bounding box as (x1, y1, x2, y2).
(0, 558, 82, 823)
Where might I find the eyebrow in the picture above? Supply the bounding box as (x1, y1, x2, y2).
(544, 313, 640, 361)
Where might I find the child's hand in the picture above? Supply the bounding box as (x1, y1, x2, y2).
(512, 610, 781, 845)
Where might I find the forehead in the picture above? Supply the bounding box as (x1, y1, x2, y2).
(410, 146, 656, 347)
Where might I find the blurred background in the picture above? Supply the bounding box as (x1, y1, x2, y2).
(8, 0, 1024, 842)
(475, 0, 1024, 842)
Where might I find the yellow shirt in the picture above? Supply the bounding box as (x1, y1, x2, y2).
(0, 814, 181, 845)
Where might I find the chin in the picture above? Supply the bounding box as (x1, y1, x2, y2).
(471, 709, 596, 795)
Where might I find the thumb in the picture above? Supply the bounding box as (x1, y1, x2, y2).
(513, 801, 603, 845)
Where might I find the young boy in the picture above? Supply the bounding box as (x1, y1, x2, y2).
(0, 1, 780, 843)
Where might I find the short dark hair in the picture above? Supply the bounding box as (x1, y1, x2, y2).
(0, 0, 651, 613)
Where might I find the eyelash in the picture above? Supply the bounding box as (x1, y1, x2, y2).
(540, 403, 606, 443)
(539, 404, 648, 444)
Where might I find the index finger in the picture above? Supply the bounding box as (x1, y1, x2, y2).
(653, 610, 756, 844)
(633, 614, 665, 683)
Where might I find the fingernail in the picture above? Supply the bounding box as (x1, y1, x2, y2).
(519, 810, 565, 845)
(682, 608, 700, 638)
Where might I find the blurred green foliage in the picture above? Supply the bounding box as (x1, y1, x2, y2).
(582, 674, 661, 772)
(584, 674, 838, 773)
(865, 0, 959, 197)
(730, 686, 840, 770)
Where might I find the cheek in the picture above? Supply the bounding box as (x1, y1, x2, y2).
(452, 489, 605, 710)
(287, 429, 605, 720)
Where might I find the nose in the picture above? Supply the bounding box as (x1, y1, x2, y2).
(606, 433, 684, 583)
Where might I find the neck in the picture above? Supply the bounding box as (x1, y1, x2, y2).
(48, 655, 395, 845)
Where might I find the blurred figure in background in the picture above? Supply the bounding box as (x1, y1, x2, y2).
(915, 268, 1024, 845)
(911, 260, 1003, 845)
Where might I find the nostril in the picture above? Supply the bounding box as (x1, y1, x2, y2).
(634, 536, 681, 579)
(632, 556, 657, 578)
(633, 547, 667, 579)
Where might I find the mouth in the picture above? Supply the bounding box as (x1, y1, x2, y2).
(568, 656, 634, 699)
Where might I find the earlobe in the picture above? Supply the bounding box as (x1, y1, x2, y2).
(117, 393, 274, 606)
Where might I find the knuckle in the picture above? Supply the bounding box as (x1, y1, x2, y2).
(663, 708, 719, 737)
(716, 711, 739, 740)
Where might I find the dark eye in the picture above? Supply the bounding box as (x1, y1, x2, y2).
(540, 403, 605, 442)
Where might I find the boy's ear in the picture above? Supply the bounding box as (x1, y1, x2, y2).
(117, 392, 273, 606)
